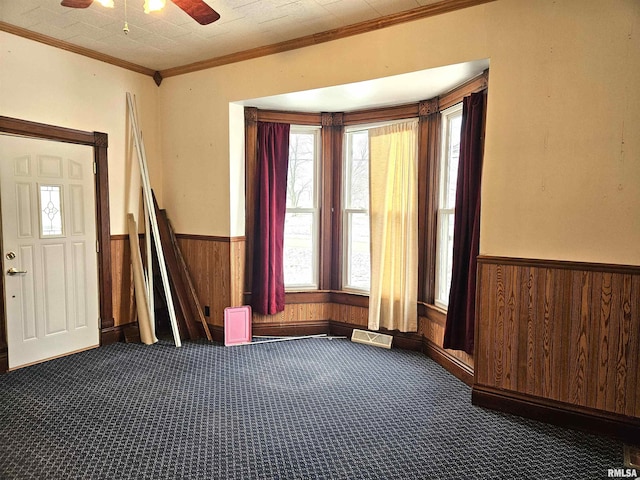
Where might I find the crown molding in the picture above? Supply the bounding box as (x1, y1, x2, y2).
(1, 0, 497, 81)
(0, 21, 156, 77)
(160, 0, 497, 78)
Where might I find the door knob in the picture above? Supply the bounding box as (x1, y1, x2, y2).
(6, 267, 27, 275)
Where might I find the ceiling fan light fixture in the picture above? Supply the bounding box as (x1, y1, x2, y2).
(61, 0, 220, 24)
(143, 0, 166, 13)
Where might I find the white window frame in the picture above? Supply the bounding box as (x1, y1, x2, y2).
(342, 126, 370, 293)
(434, 102, 463, 309)
(283, 125, 321, 290)
(342, 119, 412, 293)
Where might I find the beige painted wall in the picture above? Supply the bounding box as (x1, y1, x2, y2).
(482, 0, 640, 265)
(0, 31, 162, 235)
(2, 0, 638, 265)
(158, 0, 640, 266)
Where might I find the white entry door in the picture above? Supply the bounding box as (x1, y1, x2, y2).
(0, 135, 99, 369)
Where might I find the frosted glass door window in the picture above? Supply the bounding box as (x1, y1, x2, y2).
(39, 185, 64, 237)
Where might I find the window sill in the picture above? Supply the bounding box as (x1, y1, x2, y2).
(247, 291, 448, 314)
(283, 290, 369, 307)
(431, 303, 448, 315)
(417, 301, 447, 324)
(284, 290, 332, 303)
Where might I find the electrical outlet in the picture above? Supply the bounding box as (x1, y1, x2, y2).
(204, 305, 210, 317)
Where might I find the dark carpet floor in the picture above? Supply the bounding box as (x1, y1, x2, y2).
(0, 338, 624, 479)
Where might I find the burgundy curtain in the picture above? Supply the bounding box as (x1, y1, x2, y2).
(252, 122, 290, 315)
(443, 91, 486, 354)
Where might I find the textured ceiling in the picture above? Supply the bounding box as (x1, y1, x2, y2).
(0, 0, 443, 71)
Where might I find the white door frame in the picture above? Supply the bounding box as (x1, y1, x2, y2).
(0, 116, 112, 373)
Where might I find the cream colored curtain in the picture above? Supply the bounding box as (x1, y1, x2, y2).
(368, 120, 418, 333)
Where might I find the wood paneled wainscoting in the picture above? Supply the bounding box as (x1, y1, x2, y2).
(107, 235, 135, 340)
(252, 300, 332, 337)
(473, 256, 640, 443)
(419, 303, 474, 385)
(176, 235, 245, 329)
(108, 234, 245, 342)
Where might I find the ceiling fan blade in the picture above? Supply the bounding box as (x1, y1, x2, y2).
(171, 0, 220, 25)
(60, 0, 94, 7)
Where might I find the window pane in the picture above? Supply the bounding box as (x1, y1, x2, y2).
(346, 131, 369, 210)
(442, 114, 462, 209)
(435, 104, 463, 308)
(40, 185, 63, 237)
(435, 211, 455, 306)
(283, 212, 315, 287)
(284, 127, 320, 290)
(345, 212, 370, 290)
(287, 133, 316, 208)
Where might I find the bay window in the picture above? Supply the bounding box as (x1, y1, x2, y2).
(245, 69, 487, 312)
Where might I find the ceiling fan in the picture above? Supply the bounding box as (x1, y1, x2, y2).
(60, 0, 220, 25)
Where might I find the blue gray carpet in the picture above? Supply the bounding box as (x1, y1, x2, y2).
(0, 338, 624, 479)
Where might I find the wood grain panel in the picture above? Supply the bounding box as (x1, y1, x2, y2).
(618, 274, 636, 416)
(541, 267, 554, 398)
(252, 303, 331, 325)
(177, 236, 232, 327)
(419, 305, 474, 369)
(244, 108, 258, 294)
(418, 110, 440, 304)
(494, 263, 505, 388)
(342, 104, 418, 126)
(532, 266, 547, 398)
(504, 263, 517, 391)
(475, 264, 490, 385)
(110, 236, 135, 327)
(421, 317, 474, 368)
(629, 276, 640, 418)
(475, 257, 640, 420)
(607, 272, 623, 412)
(596, 272, 612, 411)
(331, 304, 368, 327)
(322, 116, 340, 290)
(518, 266, 530, 393)
(568, 270, 589, 407)
(438, 71, 489, 110)
(229, 239, 245, 307)
(420, 309, 474, 385)
(256, 110, 322, 126)
(253, 321, 329, 337)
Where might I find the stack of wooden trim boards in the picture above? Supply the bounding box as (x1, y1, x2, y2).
(126, 92, 210, 346)
(153, 192, 211, 342)
(127, 213, 156, 345)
